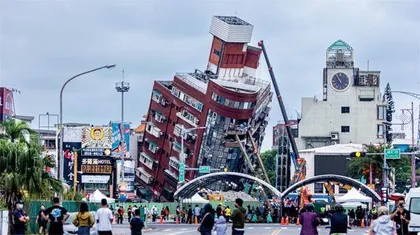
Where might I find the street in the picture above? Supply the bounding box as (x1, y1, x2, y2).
(112, 224, 370, 235)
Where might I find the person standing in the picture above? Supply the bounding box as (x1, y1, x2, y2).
(151, 205, 158, 222)
(224, 206, 231, 222)
(127, 205, 132, 222)
(330, 204, 347, 235)
(187, 205, 193, 224)
(72, 202, 94, 235)
(194, 205, 201, 223)
(118, 205, 124, 224)
(44, 197, 69, 235)
(370, 206, 396, 235)
(299, 203, 319, 235)
(231, 198, 246, 235)
(95, 198, 114, 235)
(391, 199, 410, 235)
(143, 206, 148, 222)
(36, 204, 47, 234)
(214, 206, 227, 235)
(164, 206, 170, 221)
(130, 208, 145, 235)
(198, 203, 215, 235)
(13, 201, 29, 235)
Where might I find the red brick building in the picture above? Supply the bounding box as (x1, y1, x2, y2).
(136, 16, 272, 201)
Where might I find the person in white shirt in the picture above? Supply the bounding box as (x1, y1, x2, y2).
(95, 199, 113, 235)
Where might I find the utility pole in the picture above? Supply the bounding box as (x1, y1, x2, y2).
(411, 102, 416, 188)
(115, 70, 130, 184)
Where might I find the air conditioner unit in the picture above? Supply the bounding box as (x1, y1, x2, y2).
(331, 132, 339, 140)
(331, 141, 338, 145)
(194, 118, 199, 125)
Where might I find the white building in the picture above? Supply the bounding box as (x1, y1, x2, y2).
(293, 144, 364, 194)
(297, 40, 387, 149)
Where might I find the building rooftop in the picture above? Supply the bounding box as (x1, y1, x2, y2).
(214, 16, 251, 26)
(327, 39, 353, 52)
(134, 123, 146, 133)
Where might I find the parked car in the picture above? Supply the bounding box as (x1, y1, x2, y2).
(64, 212, 97, 235)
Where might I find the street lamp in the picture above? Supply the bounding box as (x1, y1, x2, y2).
(115, 70, 130, 184)
(59, 65, 116, 195)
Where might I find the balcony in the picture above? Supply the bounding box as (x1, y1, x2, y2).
(139, 152, 157, 170)
(176, 112, 198, 128)
(136, 167, 154, 184)
(146, 122, 162, 138)
(226, 123, 249, 135)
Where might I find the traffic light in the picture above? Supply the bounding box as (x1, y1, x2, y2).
(349, 151, 366, 158)
(381, 187, 389, 203)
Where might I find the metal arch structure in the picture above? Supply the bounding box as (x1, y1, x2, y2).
(174, 172, 282, 200)
(281, 174, 381, 202)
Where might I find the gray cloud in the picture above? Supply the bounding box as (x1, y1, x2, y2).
(1, 0, 419, 150)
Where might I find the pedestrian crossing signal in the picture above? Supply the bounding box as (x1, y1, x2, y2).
(350, 151, 366, 158)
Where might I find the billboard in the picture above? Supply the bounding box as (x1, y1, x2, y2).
(63, 142, 82, 185)
(63, 126, 84, 142)
(79, 156, 113, 175)
(81, 127, 112, 149)
(0, 87, 15, 122)
(111, 122, 130, 157)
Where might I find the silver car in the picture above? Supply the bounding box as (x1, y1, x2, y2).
(63, 212, 97, 235)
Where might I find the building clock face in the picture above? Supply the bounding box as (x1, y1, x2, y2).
(331, 72, 350, 91)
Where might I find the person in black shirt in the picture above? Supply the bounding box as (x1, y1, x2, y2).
(187, 205, 193, 224)
(330, 204, 348, 235)
(44, 197, 69, 235)
(198, 203, 215, 235)
(391, 199, 410, 235)
(13, 202, 29, 235)
(130, 208, 145, 235)
(36, 204, 47, 234)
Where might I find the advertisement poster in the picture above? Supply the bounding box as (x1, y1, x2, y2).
(63, 142, 81, 185)
(111, 122, 130, 157)
(81, 127, 112, 149)
(0, 87, 15, 122)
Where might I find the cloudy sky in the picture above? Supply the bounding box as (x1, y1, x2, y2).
(1, 0, 419, 150)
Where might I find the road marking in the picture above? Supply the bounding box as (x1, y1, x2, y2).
(247, 227, 255, 229)
(264, 227, 272, 229)
(271, 229, 282, 235)
(163, 228, 172, 232)
(181, 228, 188, 231)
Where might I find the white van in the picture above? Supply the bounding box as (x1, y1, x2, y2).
(406, 187, 420, 234)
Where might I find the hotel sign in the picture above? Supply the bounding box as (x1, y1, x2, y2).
(80, 157, 113, 175)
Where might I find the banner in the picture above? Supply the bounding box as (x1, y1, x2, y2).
(0, 87, 15, 122)
(81, 127, 112, 149)
(63, 142, 81, 185)
(111, 122, 130, 157)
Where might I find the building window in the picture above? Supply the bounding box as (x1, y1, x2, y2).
(153, 111, 165, 123)
(341, 126, 350, 133)
(341, 106, 350, 113)
(213, 49, 220, 56)
(152, 90, 162, 103)
(339, 187, 348, 194)
(148, 141, 158, 153)
(377, 124, 384, 139)
(314, 183, 324, 194)
(377, 106, 386, 120)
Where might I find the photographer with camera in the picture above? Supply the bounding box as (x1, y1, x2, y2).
(390, 199, 410, 235)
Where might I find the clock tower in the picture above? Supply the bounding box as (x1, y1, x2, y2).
(297, 39, 385, 149)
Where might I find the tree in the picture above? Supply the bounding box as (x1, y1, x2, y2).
(383, 83, 395, 144)
(347, 144, 411, 193)
(0, 119, 62, 234)
(261, 150, 277, 184)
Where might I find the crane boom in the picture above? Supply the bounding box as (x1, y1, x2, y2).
(258, 40, 300, 162)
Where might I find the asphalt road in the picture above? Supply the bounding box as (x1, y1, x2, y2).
(112, 223, 370, 235)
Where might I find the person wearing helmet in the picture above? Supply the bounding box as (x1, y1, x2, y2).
(300, 203, 320, 235)
(330, 204, 348, 235)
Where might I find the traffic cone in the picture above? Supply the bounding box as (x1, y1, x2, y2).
(296, 218, 300, 225)
(175, 216, 179, 224)
(194, 217, 198, 224)
(286, 216, 289, 225)
(281, 217, 285, 225)
(159, 215, 164, 224)
(361, 219, 365, 228)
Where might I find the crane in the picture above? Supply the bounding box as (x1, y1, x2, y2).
(258, 41, 307, 189)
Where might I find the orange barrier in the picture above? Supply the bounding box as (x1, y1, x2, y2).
(296, 218, 300, 225)
(361, 219, 365, 228)
(175, 216, 179, 224)
(159, 215, 164, 224)
(281, 217, 285, 225)
(194, 217, 198, 224)
(285, 216, 289, 225)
